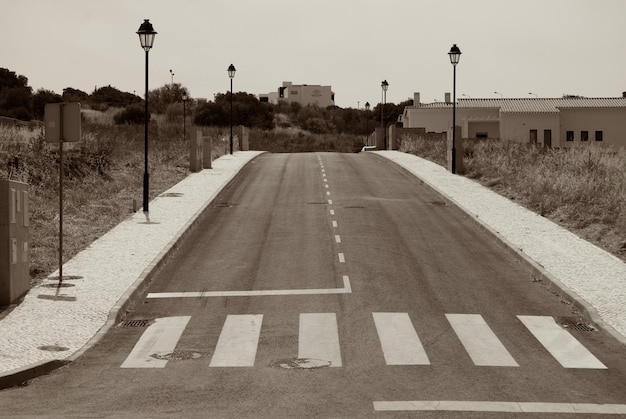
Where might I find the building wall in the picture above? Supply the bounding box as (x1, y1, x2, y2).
(558, 108, 626, 148)
(403, 108, 450, 133)
(278, 82, 334, 107)
(500, 113, 560, 146)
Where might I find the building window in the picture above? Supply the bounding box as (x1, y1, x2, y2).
(566, 131, 574, 141)
(581, 131, 589, 141)
(595, 131, 603, 141)
(476, 132, 488, 139)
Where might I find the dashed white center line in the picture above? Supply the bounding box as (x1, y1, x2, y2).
(326, 191, 331, 196)
(338, 253, 345, 263)
(330, 209, 335, 215)
(335, 235, 341, 243)
(328, 199, 333, 205)
(332, 221, 338, 228)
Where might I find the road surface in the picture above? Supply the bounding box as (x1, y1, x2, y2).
(1, 152, 625, 418)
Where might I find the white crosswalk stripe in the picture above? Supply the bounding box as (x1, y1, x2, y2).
(446, 314, 519, 367)
(121, 316, 191, 368)
(210, 314, 263, 367)
(120, 313, 606, 370)
(299, 313, 342, 367)
(518, 315, 607, 369)
(373, 312, 430, 365)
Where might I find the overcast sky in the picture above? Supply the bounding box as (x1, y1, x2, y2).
(2, 0, 624, 108)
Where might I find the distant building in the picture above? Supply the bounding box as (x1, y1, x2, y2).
(400, 92, 626, 148)
(260, 82, 335, 107)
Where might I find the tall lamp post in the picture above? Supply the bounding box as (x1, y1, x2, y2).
(137, 19, 157, 212)
(365, 101, 370, 145)
(228, 64, 236, 155)
(182, 94, 188, 141)
(448, 44, 461, 174)
(381, 80, 388, 150)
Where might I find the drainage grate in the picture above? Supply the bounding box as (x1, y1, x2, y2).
(558, 317, 597, 332)
(430, 200, 447, 207)
(120, 319, 149, 328)
(214, 203, 234, 208)
(160, 192, 184, 198)
(344, 205, 365, 209)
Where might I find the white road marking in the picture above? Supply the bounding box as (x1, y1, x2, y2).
(335, 235, 341, 243)
(299, 313, 342, 367)
(373, 400, 626, 414)
(446, 314, 518, 367)
(518, 315, 607, 369)
(373, 312, 430, 365)
(326, 191, 331, 196)
(324, 178, 328, 183)
(332, 220, 338, 228)
(338, 253, 345, 263)
(325, 184, 329, 188)
(121, 316, 191, 368)
(328, 199, 333, 205)
(210, 314, 263, 367)
(146, 276, 352, 298)
(330, 209, 335, 215)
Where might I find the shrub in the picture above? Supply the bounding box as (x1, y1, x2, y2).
(114, 104, 147, 125)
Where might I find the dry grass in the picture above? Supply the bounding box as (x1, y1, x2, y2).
(0, 112, 230, 285)
(401, 135, 626, 261)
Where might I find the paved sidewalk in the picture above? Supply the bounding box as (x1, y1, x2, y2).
(0, 150, 624, 388)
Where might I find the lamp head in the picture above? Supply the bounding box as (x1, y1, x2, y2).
(137, 19, 157, 51)
(448, 44, 461, 66)
(228, 64, 236, 79)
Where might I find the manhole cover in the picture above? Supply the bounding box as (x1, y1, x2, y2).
(38, 345, 69, 352)
(273, 358, 331, 369)
(151, 350, 203, 361)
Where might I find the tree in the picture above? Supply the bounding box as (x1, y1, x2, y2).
(0, 68, 33, 120)
(89, 85, 140, 109)
(148, 83, 189, 114)
(32, 89, 63, 120)
(194, 92, 274, 130)
(63, 87, 89, 103)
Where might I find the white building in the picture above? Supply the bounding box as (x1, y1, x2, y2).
(260, 82, 335, 107)
(401, 92, 626, 148)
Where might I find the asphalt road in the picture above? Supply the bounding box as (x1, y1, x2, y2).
(1, 152, 625, 418)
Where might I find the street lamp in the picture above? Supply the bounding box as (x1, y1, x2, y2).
(365, 101, 370, 145)
(448, 44, 461, 174)
(182, 94, 188, 141)
(137, 19, 157, 212)
(228, 64, 236, 155)
(381, 80, 388, 150)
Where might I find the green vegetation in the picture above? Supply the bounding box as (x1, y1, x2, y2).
(400, 135, 626, 261)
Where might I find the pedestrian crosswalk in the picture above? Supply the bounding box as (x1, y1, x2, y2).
(120, 313, 607, 370)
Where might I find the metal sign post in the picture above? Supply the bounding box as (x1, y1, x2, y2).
(44, 102, 81, 286)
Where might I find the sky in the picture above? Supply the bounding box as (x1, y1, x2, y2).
(1, 0, 625, 109)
